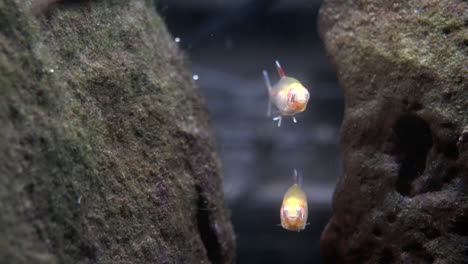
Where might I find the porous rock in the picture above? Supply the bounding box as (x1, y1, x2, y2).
(0, 0, 235, 263)
(318, 0, 467, 263)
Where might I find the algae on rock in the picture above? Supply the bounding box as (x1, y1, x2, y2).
(318, 0, 467, 263)
(0, 0, 235, 263)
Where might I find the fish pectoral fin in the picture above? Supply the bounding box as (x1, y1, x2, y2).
(262, 70, 272, 92)
(275, 60, 285, 77)
(273, 115, 282, 127)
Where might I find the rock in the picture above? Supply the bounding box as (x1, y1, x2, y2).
(318, 0, 467, 263)
(0, 0, 235, 263)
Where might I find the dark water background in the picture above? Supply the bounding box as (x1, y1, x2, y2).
(158, 0, 343, 263)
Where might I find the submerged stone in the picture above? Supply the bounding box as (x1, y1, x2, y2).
(319, 0, 467, 263)
(0, 0, 235, 263)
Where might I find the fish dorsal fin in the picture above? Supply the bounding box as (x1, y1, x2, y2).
(293, 168, 304, 186)
(275, 60, 285, 77)
(293, 168, 299, 185)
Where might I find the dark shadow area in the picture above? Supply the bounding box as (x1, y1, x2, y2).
(195, 185, 222, 264)
(393, 115, 432, 196)
(451, 211, 468, 236)
(379, 248, 394, 264)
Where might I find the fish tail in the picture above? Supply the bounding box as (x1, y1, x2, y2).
(275, 60, 286, 77)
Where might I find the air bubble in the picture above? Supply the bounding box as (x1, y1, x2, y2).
(193, 74, 199, 80)
(175, 37, 181, 43)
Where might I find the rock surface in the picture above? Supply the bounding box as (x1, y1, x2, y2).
(0, 0, 235, 263)
(319, 0, 467, 263)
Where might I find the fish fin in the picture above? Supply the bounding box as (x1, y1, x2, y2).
(262, 70, 272, 92)
(263, 70, 273, 116)
(293, 169, 303, 186)
(273, 115, 282, 127)
(275, 60, 286, 77)
(293, 169, 299, 184)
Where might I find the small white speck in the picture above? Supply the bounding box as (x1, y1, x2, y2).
(49, 68, 54, 73)
(54, 65, 59, 69)
(193, 74, 199, 80)
(174, 37, 181, 43)
(77, 196, 82, 204)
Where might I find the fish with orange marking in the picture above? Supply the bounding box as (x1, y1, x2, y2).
(262, 60, 310, 127)
(280, 169, 308, 232)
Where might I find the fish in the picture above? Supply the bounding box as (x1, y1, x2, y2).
(280, 169, 308, 232)
(262, 60, 310, 127)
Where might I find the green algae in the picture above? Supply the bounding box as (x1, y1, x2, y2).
(319, 0, 467, 262)
(0, 0, 235, 263)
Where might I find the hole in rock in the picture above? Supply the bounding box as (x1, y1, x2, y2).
(422, 227, 441, 240)
(451, 212, 468, 236)
(444, 144, 459, 160)
(379, 248, 393, 264)
(386, 212, 397, 223)
(442, 167, 458, 185)
(393, 115, 432, 196)
(372, 226, 382, 237)
(402, 241, 422, 252)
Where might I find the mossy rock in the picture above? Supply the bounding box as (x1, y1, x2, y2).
(319, 0, 467, 263)
(0, 0, 235, 263)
